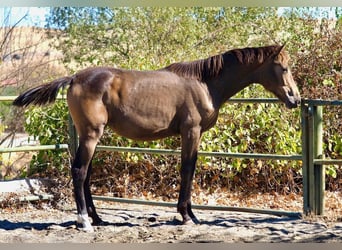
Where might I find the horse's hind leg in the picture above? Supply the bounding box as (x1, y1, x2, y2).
(84, 161, 103, 225)
(72, 133, 102, 232)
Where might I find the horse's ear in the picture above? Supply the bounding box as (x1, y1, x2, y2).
(276, 43, 285, 55)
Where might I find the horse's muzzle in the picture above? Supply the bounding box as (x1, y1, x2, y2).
(285, 95, 301, 109)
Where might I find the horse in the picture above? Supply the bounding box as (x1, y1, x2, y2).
(13, 45, 301, 232)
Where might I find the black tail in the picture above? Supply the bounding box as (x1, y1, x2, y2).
(13, 76, 73, 107)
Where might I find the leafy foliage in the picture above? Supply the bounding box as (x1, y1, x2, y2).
(22, 7, 342, 195)
(23, 100, 70, 177)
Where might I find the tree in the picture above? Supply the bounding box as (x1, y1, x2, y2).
(47, 7, 286, 71)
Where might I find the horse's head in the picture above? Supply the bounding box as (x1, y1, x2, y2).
(258, 45, 301, 109)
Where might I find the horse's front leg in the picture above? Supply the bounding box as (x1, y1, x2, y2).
(178, 126, 201, 224)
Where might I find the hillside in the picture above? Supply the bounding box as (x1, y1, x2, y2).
(0, 26, 66, 90)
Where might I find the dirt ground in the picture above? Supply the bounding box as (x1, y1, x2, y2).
(1, 178, 342, 243)
(1, 198, 342, 243)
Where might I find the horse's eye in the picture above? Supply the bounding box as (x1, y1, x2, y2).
(283, 67, 288, 73)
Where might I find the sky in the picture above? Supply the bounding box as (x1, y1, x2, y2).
(0, 7, 340, 28)
(0, 7, 49, 27)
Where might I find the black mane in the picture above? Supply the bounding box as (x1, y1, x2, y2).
(163, 45, 283, 81)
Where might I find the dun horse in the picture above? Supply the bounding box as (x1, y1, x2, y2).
(13, 45, 301, 232)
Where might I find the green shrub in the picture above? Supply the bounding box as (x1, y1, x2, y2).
(23, 99, 70, 177)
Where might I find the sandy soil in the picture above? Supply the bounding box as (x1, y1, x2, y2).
(1, 199, 342, 243)
(1, 178, 342, 243)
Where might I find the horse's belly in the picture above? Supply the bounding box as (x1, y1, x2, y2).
(107, 108, 178, 141)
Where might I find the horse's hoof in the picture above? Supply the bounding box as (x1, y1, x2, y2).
(182, 217, 200, 225)
(182, 219, 195, 225)
(79, 225, 95, 232)
(76, 221, 94, 232)
(76, 213, 94, 232)
(191, 217, 201, 225)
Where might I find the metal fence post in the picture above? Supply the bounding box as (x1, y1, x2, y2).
(313, 105, 324, 215)
(302, 102, 325, 216)
(301, 102, 311, 215)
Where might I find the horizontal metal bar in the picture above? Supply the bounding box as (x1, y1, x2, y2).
(0, 144, 69, 153)
(302, 99, 342, 106)
(96, 145, 302, 161)
(0, 95, 66, 102)
(92, 195, 301, 218)
(313, 159, 342, 165)
(96, 145, 181, 155)
(227, 98, 280, 104)
(0, 96, 17, 101)
(198, 151, 302, 161)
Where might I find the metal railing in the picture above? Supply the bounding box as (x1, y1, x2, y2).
(1, 96, 341, 217)
(300, 99, 342, 216)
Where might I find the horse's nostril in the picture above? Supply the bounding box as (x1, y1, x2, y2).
(288, 89, 294, 97)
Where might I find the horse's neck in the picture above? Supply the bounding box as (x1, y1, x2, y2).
(210, 63, 261, 106)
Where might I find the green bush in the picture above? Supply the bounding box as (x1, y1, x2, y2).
(23, 99, 70, 177)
